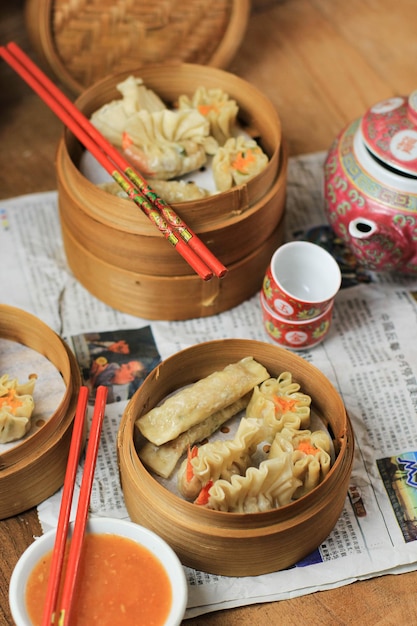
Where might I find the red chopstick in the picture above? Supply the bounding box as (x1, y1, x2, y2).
(56, 385, 108, 626)
(0, 42, 228, 280)
(41, 386, 89, 626)
(40, 385, 107, 626)
(0, 43, 211, 281)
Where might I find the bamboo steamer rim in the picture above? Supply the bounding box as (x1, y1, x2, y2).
(57, 142, 287, 279)
(117, 339, 355, 574)
(58, 139, 286, 240)
(0, 305, 76, 468)
(24, 0, 251, 94)
(0, 305, 81, 518)
(119, 339, 351, 524)
(59, 62, 282, 235)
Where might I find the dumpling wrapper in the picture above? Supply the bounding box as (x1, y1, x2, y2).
(136, 357, 270, 446)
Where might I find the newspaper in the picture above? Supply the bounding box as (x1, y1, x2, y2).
(2, 151, 417, 618)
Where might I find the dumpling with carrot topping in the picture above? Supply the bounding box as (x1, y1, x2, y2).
(212, 135, 269, 191)
(177, 416, 265, 500)
(0, 373, 37, 443)
(278, 427, 332, 499)
(246, 371, 311, 436)
(178, 86, 239, 145)
(195, 432, 302, 513)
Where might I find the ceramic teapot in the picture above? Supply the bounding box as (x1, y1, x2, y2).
(323, 91, 417, 274)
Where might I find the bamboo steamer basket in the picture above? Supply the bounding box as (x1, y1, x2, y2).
(24, 0, 250, 94)
(61, 213, 285, 320)
(117, 339, 355, 576)
(56, 64, 286, 320)
(0, 305, 81, 519)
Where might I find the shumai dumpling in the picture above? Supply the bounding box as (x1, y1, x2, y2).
(278, 427, 332, 499)
(0, 374, 36, 443)
(212, 135, 269, 191)
(90, 75, 166, 145)
(178, 86, 239, 145)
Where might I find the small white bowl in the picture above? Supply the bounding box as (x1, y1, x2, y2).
(9, 516, 187, 626)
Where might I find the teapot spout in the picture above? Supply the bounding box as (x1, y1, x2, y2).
(348, 217, 378, 239)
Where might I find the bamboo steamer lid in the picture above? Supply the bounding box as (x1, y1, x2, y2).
(117, 339, 355, 576)
(24, 0, 251, 94)
(0, 305, 81, 519)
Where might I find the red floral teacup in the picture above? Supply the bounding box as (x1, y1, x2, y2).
(262, 241, 341, 321)
(260, 292, 334, 350)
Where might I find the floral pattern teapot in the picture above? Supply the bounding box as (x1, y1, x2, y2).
(324, 91, 417, 274)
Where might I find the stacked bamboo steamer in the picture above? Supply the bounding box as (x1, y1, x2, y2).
(0, 306, 81, 519)
(117, 339, 355, 576)
(25, 0, 287, 321)
(56, 64, 287, 320)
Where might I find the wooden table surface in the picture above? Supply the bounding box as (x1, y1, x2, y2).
(1, 1, 417, 623)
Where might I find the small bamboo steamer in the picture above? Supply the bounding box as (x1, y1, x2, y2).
(117, 339, 355, 576)
(0, 305, 81, 519)
(24, 0, 250, 94)
(56, 64, 286, 319)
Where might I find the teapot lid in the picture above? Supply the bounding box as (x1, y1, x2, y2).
(360, 91, 417, 176)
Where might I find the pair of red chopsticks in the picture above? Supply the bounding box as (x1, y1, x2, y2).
(0, 42, 227, 282)
(41, 385, 108, 626)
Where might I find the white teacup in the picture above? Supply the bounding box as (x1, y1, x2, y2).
(262, 241, 342, 320)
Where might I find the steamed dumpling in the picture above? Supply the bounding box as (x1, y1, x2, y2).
(212, 135, 269, 191)
(178, 86, 239, 145)
(89, 75, 166, 144)
(121, 108, 214, 179)
(0, 374, 36, 443)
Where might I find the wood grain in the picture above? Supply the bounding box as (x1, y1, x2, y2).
(2, 0, 417, 623)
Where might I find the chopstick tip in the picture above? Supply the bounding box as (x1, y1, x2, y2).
(216, 267, 228, 279)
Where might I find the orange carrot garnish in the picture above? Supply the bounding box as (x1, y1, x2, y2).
(231, 149, 256, 173)
(272, 395, 298, 414)
(186, 445, 199, 482)
(197, 104, 218, 116)
(297, 440, 319, 456)
(121, 131, 134, 149)
(194, 480, 213, 506)
(0, 389, 23, 413)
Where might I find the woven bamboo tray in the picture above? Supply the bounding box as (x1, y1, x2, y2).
(0, 305, 81, 519)
(24, 0, 250, 93)
(117, 339, 355, 576)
